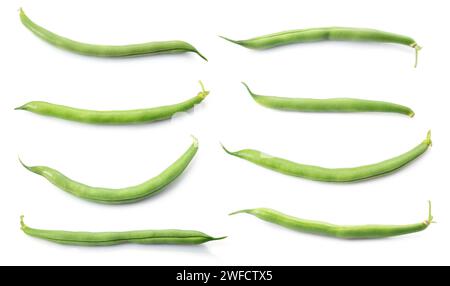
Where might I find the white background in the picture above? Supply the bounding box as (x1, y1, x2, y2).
(1, 0, 449, 266)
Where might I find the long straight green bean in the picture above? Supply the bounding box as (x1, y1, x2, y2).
(221, 27, 421, 67)
(242, 82, 414, 117)
(16, 82, 209, 125)
(21, 216, 226, 246)
(230, 202, 433, 239)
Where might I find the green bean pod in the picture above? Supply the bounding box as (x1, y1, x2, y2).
(242, 82, 414, 117)
(20, 8, 207, 61)
(16, 81, 209, 125)
(221, 27, 421, 67)
(21, 216, 225, 246)
(230, 202, 433, 239)
(222, 131, 431, 182)
(20, 136, 198, 204)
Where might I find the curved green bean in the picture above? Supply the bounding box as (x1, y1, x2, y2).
(230, 202, 433, 239)
(20, 8, 207, 61)
(16, 81, 209, 125)
(242, 82, 414, 117)
(222, 131, 431, 182)
(20, 136, 198, 204)
(221, 27, 421, 67)
(21, 216, 226, 246)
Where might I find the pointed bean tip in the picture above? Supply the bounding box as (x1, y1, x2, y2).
(195, 51, 208, 61)
(200, 55, 208, 62)
(18, 156, 27, 167)
(219, 35, 238, 44)
(220, 143, 233, 155)
(18, 157, 34, 172)
(211, 236, 227, 241)
(241, 82, 254, 96)
(14, 104, 26, 111)
(229, 209, 249, 216)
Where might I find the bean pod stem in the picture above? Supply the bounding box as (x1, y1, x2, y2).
(19, 136, 199, 204)
(242, 82, 414, 117)
(20, 8, 207, 61)
(221, 27, 421, 67)
(16, 81, 209, 125)
(222, 131, 431, 182)
(230, 201, 433, 239)
(21, 216, 226, 246)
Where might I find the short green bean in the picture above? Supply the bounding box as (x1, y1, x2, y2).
(230, 202, 433, 239)
(242, 82, 414, 117)
(21, 216, 225, 246)
(20, 136, 198, 204)
(221, 27, 421, 67)
(16, 81, 209, 125)
(222, 131, 431, 182)
(20, 8, 207, 61)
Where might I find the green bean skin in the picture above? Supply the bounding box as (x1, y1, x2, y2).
(242, 82, 414, 117)
(230, 202, 433, 239)
(222, 131, 431, 182)
(221, 27, 421, 67)
(21, 216, 226, 246)
(20, 136, 198, 204)
(20, 8, 207, 61)
(16, 82, 209, 125)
